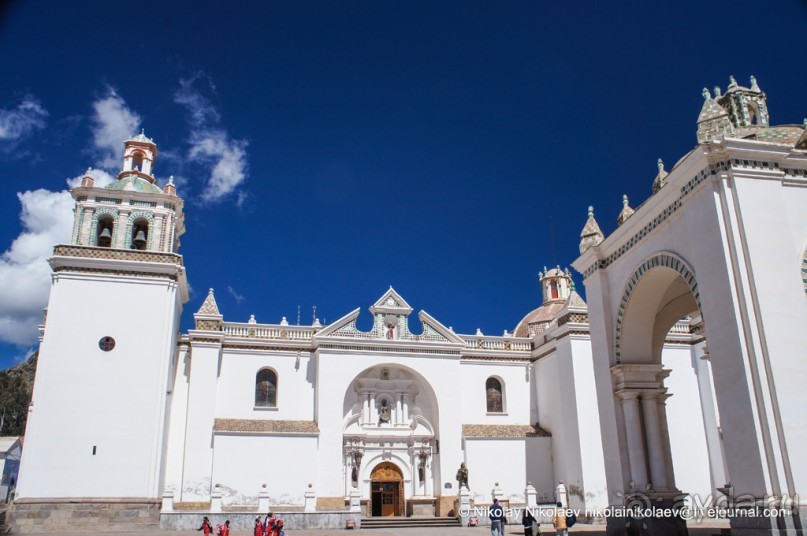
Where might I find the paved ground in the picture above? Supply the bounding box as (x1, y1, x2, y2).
(5, 522, 732, 536)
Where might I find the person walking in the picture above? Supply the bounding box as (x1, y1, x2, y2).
(255, 516, 265, 536)
(552, 502, 568, 536)
(489, 498, 506, 536)
(522, 507, 538, 536)
(198, 516, 213, 536)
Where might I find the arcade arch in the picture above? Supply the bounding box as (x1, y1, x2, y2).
(611, 254, 724, 499)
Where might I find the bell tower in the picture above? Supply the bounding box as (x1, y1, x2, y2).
(17, 133, 189, 517)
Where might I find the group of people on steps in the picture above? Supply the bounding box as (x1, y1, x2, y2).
(198, 513, 285, 536)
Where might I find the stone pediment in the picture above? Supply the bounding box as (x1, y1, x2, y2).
(369, 287, 413, 316)
(314, 289, 464, 344)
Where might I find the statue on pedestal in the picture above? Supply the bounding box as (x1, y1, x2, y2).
(456, 462, 469, 490)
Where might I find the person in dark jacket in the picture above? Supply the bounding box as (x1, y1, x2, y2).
(522, 508, 538, 536)
(489, 498, 506, 536)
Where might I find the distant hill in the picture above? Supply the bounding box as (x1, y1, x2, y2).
(0, 352, 37, 436)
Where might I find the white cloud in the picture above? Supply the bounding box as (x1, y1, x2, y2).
(227, 285, 245, 304)
(0, 188, 74, 346)
(174, 75, 248, 203)
(0, 96, 48, 153)
(190, 134, 248, 203)
(91, 87, 140, 169)
(66, 167, 116, 189)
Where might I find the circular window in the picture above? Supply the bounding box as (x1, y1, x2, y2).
(99, 336, 116, 352)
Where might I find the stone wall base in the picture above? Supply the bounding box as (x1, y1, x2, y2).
(160, 511, 361, 530)
(10, 498, 160, 533)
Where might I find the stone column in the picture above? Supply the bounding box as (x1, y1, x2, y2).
(641, 391, 668, 490)
(258, 485, 270, 512)
(525, 483, 537, 509)
(349, 489, 361, 512)
(161, 487, 175, 513)
(304, 484, 316, 512)
(402, 394, 409, 424)
(211, 485, 222, 513)
(369, 392, 377, 422)
(657, 393, 677, 491)
(362, 392, 369, 425)
(555, 482, 568, 508)
(618, 390, 648, 490)
(396, 393, 403, 426)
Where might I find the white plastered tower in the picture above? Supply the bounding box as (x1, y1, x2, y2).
(17, 133, 189, 503)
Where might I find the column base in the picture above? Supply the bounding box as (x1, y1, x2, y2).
(729, 504, 805, 536)
(605, 497, 688, 536)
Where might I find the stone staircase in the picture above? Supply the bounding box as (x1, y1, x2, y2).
(361, 516, 462, 529)
(0, 509, 6, 533)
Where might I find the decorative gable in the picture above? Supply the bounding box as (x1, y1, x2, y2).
(315, 288, 463, 345)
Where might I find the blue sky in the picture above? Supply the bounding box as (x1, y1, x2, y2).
(0, 1, 805, 369)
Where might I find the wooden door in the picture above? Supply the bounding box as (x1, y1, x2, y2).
(370, 462, 404, 517)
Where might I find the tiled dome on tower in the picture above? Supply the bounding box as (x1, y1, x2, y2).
(513, 266, 586, 337)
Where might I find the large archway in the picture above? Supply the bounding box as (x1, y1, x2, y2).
(342, 364, 440, 516)
(612, 256, 707, 497)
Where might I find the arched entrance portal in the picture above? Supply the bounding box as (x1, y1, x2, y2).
(370, 462, 404, 517)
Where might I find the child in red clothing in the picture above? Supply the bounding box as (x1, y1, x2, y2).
(255, 516, 264, 536)
(198, 517, 213, 536)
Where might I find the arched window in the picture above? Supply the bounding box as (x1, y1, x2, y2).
(131, 152, 144, 172)
(486, 377, 504, 413)
(96, 216, 114, 248)
(255, 369, 277, 407)
(131, 219, 149, 250)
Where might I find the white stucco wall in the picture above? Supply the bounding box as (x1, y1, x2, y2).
(215, 350, 315, 420)
(211, 434, 318, 506)
(460, 361, 532, 423)
(662, 344, 712, 498)
(17, 273, 180, 499)
(464, 438, 551, 503)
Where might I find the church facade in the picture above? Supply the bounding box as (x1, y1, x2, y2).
(11, 77, 807, 535)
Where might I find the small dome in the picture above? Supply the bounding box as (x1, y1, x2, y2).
(126, 130, 156, 145)
(106, 175, 163, 194)
(513, 301, 565, 338)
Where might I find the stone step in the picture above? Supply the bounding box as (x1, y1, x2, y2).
(361, 516, 462, 529)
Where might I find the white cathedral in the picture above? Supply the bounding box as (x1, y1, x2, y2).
(11, 77, 807, 536)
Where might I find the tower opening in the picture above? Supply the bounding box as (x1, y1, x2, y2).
(131, 219, 149, 250)
(96, 216, 114, 248)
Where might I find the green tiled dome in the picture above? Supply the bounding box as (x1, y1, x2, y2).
(106, 175, 163, 194)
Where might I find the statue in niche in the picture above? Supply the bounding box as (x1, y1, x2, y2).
(351, 466, 358, 487)
(418, 462, 425, 483)
(456, 462, 469, 490)
(379, 399, 391, 423)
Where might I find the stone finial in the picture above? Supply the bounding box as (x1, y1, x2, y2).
(750, 75, 760, 92)
(280, 316, 289, 326)
(313, 318, 322, 328)
(617, 194, 635, 226)
(728, 75, 737, 87)
(653, 159, 669, 194)
(714, 86, 722, 98)
(80, 167, 95, 188)
(803, 118, 807, 129)
(702, 87, 711, 100)
(248, 314, 257, 324)
(197, 288, 221, 316)
(579, 205, 604, 254)
(475, 328, 483, 336)
(164, 175, 177, 196)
